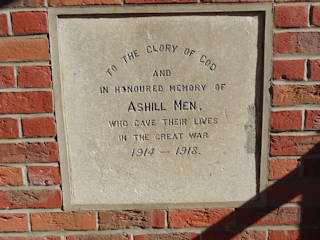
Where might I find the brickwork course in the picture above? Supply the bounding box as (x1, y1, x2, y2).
(0, 0, 320, 239)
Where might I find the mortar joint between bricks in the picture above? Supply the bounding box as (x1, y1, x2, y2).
(7, 11, 13, 36)
(22, 164, 28, 186)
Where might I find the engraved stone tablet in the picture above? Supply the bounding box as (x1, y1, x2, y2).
(52, 9, 269, 209)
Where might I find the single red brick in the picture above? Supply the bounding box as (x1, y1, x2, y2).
(0, 14, 9, 36)
(270, 135, 320, 156)
(267, 183, 320, 204)
(303, 159, 320, 178)
(269, 230, 320, 240)
(151, 209, 166, 228)
(236, 207, 299, 226)
(272, 85, 320, 106)
(28, 166, 61, 185)
(311, 6, 320, 27)
(235, 231, 266, 240)
(0, 142, 59, 163)
(0, 166, 23, 186)
(0, 66, 15, 88)
(0, 118, 19, 139)
(22, 117, 56, 137)
(31, 212, 97, 231)
(305, 110, 320, 130)
(168, 209, 233, 228)
(271, 111, 302, 131)
(268, 230, 299, 240)
(99, 210, 164, 230)
(274, 6, 308, 28)
(0, 237, 60, 240)
(135, 233, 199, 240)
(0, 213, 28, 232)
(66, 234, 130, 240)
(126, 0, 196, 3)
(1, 0, 46, 7)
(24, 0, 46, 6)
(273, 60, 305, 80)
(0, 91, 53, 114)
(201, 232, 237, 240)
(0, 39, 49, 62)
(18, 66, 51, 88)
(274, 32, 320, 54)
(310, 60, 320, 81)
(201, 230, 266, 240)
(49, 0, 122, 5)
(0, 189, 62, 209)
(12, 12, 48, 35)
(269, 159, 301, 180)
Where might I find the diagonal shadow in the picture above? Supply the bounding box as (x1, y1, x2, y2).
(191, 140, 320, 240)
(0, 0, 16, 8)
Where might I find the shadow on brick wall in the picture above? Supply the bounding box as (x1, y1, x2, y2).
(0, 0, 16, 8)
(192, 141, 320, 240)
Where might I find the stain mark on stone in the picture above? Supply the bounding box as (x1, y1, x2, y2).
(244, 104, 256, 154)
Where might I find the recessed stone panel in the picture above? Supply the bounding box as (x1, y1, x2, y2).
(51, 7, 271, 209)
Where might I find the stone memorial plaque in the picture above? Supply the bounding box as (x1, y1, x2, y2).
(50, 5, 271, 210)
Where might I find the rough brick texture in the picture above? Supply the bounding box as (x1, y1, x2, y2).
(201, 231, 266, 240)
(0, 237, 61, 240)
(310, 60, 320, 81)
(273, 60, 305, 80)
(269, 159, 301, 180)
(0, 0, 46, 7)
(312, 6, 320, 26)
(168, 209, 233, 228)
(0, 189, 62, 209)
(0, 91, 53, 114)
(12, 12, 48, 35)
(274, 6, 308, 28)
(272, 85, 320, 106)
(267, 183, 320, 203)
(0, 39, 49, 62)
(0, 118, 19, 139)
(271, 111, 302, 131)
(0, 213, 28, 232)
(18, 66, 52, 88)
(31, 212, 97, 231)
(0, 66, 15, 88)
(268, 230, 300, 240)
(135, 233, 199, 240)
(99, 210, 165, 230)
(0, 142, 59, 163)
(0, 14, 9, 36)
(67, 235, 130, 240)
(22, 117, 56, 137)
(0, 166, 23, 186)
(28, 166, 61, 185)
(274, 32, 320, 54)
(305, 110, 320, 130)
(270, 135, 320, 156)
(49, 0, 122, 5)
(236, 207, 299, 226)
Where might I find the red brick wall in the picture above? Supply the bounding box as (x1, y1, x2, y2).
(0, 0, 320, 239)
